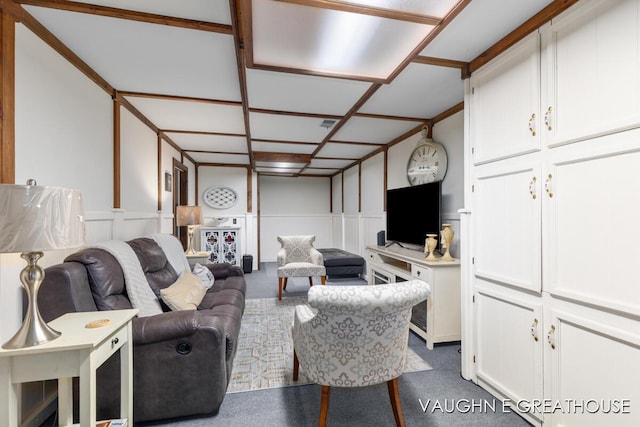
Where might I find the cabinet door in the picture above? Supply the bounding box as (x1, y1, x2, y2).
(473, 156, 541, 292)
(469, 31, 541, 164)
(201, 229, 221, 260)
(543, 130, 640, 315)
(475, 284, 543, 423)
(221, 230, 239, 265)
(545, 299, 640, 427)
(542, 0, 640, 146)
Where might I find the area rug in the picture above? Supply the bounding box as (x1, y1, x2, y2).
(227, 296, 432, 393)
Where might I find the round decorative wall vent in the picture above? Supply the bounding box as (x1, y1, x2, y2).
(203, 186, 238, 209)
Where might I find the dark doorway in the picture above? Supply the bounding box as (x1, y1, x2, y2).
(173, 159, 189, 250)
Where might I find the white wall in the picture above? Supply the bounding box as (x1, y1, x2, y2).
(3, 23, 196, 342)
(260, 175, 332, 261)
(121, 107, 158, 213)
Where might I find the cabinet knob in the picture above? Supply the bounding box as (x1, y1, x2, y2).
(545, 174, 554, 198)
(111, 337, 119, 347)
(531, 318, 539, 342)
(529, 176, 537, 199)
(528, 113, 536, 136)
(547, 325, 556, 350)
(544, 106, 553, 131)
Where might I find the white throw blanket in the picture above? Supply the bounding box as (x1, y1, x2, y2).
(93, 240, 163, 317)
(149, 233, 191, 275)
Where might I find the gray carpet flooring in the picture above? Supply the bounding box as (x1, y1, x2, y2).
(137, 263, 532, 427)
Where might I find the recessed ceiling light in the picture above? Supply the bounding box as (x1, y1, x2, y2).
(320, 119, 336, 129)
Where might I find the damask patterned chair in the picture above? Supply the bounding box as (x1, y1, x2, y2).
(292, 280, 430, 427)
(277, 235, 327, 300)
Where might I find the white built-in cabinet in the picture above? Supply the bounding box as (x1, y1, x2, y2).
(467, 0, 640, 425)
(199, 227, 241, 266)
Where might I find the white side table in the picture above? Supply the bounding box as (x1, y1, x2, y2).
(0, 309, 138, 427)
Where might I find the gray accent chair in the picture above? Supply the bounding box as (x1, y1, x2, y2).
(276, 235, 326, 300)
(292, 280, 430, 427)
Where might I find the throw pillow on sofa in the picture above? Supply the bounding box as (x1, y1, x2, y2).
(192, 263, 215, 289)
(161, 271, 207, 310)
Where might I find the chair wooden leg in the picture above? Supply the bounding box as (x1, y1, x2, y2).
(387, 378, 406, 427)
(308, 277, 313, 287)
(293, 350, 299, 381)
(319, 386, 330, 427)
(278, 277, 283, 300)
(321, 275, 326, 285)
(283, 277, 288, 290)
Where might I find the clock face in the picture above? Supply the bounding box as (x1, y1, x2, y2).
(407, 142, 448, 185)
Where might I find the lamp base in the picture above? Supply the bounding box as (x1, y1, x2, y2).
(2, 252, 61, 349)
(185, 225, 197, 255)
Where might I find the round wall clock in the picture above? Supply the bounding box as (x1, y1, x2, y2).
(203, 186, 238, 209)
(406, 130, 448, 186)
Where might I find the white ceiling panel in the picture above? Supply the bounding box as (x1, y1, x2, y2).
(246, 69, 371, 115)
(19, 0, 567, 177)
(70, 0, 232, 24)
(252, 0, 434, 80)
(360, 63, 464, 118)
(255, 167, 301, 174)
(333, 117, 420, 144)
(420, 0, 554, 61)
(250, 112, 336, 142)
(317, 142, 380, 159)
(251, 141, 318, 154)
(187, 152, 249, 165)
(25, 6, 241, 100)
(164, 133, 247, 153)
(300, 168, 338, 176)
(125, 97, 246, 133)
(309, 159, 355, 169)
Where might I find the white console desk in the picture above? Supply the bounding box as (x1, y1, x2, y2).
(0, 309, 137, 427)
(366, 245, 461, 349)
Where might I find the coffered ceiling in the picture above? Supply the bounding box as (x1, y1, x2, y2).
(13, 0, 573, 177)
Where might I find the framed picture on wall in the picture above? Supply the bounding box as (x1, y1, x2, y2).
(165, 172, 172, 192)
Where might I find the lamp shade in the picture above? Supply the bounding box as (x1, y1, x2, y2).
(0, 183, 85, 253)
(176, 205, 203, 227)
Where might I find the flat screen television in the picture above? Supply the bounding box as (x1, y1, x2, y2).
(386, 181, 442, 249)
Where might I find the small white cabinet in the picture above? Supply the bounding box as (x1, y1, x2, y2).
(199, 227, 241, 266)
(366, 245, 461, 350)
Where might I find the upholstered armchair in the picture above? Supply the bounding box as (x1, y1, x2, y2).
(292, 280, 430, 427)
(276, 235, 326, 300)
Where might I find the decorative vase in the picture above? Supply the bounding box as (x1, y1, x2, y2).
(424, 234, 439, 261)
(440, 223, 455, 261)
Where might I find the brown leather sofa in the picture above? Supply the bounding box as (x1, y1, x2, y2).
(37, 237, 246, 423)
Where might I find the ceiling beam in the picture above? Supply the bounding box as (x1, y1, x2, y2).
(273, 0, 441, 25)
(16, 0, 233, 33)
(253, 151, 312, 164)
(0, 9, 15, 184)
(231, 0, 255, 167)
(413, 55, 467, 69)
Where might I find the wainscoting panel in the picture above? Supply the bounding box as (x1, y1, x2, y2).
(359, 214, 385, 254)
(343, 214, 360, 255)
(260, 214, 333, 261)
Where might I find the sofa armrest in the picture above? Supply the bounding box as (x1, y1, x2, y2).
(132, 309, 224, 345)
(205, 262, 244, 280)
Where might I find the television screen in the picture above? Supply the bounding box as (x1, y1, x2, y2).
(386, 182, 442, 248)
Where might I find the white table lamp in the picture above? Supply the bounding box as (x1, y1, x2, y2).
(176, 205, 203, 255)
(0, 180, 85, 349)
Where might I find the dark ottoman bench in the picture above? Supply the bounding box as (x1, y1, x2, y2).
(317, 248, 365, 278)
